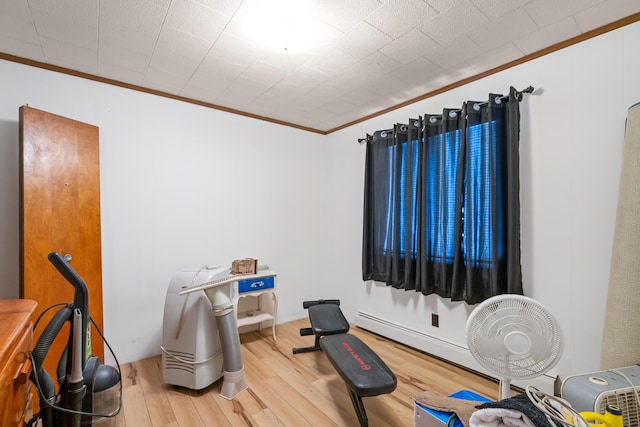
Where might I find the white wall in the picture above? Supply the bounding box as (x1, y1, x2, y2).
(0, 60, 327, 364)
(1, 21, 639, 382)
(325, 21, 640, 384)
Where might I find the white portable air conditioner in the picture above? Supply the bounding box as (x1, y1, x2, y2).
(561, 365, 640, 427)
(161, 268, 225, 390)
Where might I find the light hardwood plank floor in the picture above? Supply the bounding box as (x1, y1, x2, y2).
(115, 319, 499, 427)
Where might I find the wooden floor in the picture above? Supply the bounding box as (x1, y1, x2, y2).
(114, 319, 499, 427)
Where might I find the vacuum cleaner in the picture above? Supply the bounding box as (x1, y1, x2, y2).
(28, 252, 122, 427)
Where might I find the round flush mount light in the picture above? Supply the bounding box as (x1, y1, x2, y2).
(242, 0, 329, 55)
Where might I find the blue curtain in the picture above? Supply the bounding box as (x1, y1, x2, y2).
(362, 87, 523, 304)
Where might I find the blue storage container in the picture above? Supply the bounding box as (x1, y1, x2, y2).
(414, 390, 492, 427)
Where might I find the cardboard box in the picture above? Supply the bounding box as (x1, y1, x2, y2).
(231, 258, 257, 275)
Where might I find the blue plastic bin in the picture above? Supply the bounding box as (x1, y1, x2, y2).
(414, 390, 492, 427)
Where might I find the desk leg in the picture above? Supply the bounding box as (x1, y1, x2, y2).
(271, 291, 278, 341)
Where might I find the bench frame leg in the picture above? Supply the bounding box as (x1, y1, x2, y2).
(347, 388, 368, 427)
(292, 336, 321, 354)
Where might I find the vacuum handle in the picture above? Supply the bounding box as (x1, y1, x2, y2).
(48, 252, 89, 296)
(47, 251, 90, 363)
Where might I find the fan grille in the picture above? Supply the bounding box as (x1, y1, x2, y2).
(466, 295, 562, 379)
(598, 390, 640, 427)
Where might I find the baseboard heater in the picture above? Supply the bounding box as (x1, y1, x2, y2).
(354, 310, 557, 396)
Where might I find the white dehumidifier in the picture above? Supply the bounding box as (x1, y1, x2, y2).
(161, 268, 225, 390)
(561, 365, 640, 427)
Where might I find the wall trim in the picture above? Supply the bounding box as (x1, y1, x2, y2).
(1, 13, 638, 135)
(354, 310, 558, 395)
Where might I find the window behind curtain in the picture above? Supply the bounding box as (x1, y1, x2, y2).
(384, 138, 419, 258)
(362, 90, 523, 304)
(463, 121, 501, 266)
(387, 123, 495, 263)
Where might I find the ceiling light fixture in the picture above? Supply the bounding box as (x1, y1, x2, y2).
(243, 0, 326, 55)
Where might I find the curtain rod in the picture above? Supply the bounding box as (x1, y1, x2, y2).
(357, 85, 534, 144)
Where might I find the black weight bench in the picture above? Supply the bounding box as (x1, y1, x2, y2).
(320, 333, 397, 427)
(292, 299, 350, 354)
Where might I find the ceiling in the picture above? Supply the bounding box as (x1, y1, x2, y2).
(1, 0, 639, 133)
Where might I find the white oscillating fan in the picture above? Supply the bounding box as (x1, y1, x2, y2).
(465, 294, 563, 400)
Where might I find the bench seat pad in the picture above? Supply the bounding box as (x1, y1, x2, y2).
(308, 304, 350, 335)
(320, 334, 397, 397)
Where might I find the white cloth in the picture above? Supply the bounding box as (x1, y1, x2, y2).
(470, 408, 538, 427)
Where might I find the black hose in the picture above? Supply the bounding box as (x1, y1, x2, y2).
(57, 346, 69, 385)
(31, 305, 73, 408)
(32, 305, 72, 369)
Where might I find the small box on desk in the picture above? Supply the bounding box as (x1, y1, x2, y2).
(414, 390, 491, 427)
(231, 258, 257, 275)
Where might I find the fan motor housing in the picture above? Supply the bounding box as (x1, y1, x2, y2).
(504, 330, 532, 355)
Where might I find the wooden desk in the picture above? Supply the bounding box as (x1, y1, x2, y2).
(0, 299, 37, 427)
(231, 271, 277, 340)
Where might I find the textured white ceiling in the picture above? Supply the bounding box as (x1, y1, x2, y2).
(1, 0, 639, 132)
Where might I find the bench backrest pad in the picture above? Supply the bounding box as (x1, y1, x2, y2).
(320, 333, 397, 397)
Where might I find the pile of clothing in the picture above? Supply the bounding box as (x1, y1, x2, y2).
(413, 390, 557, 427)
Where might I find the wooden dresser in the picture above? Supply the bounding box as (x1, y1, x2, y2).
(0, 299, 37, 427)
